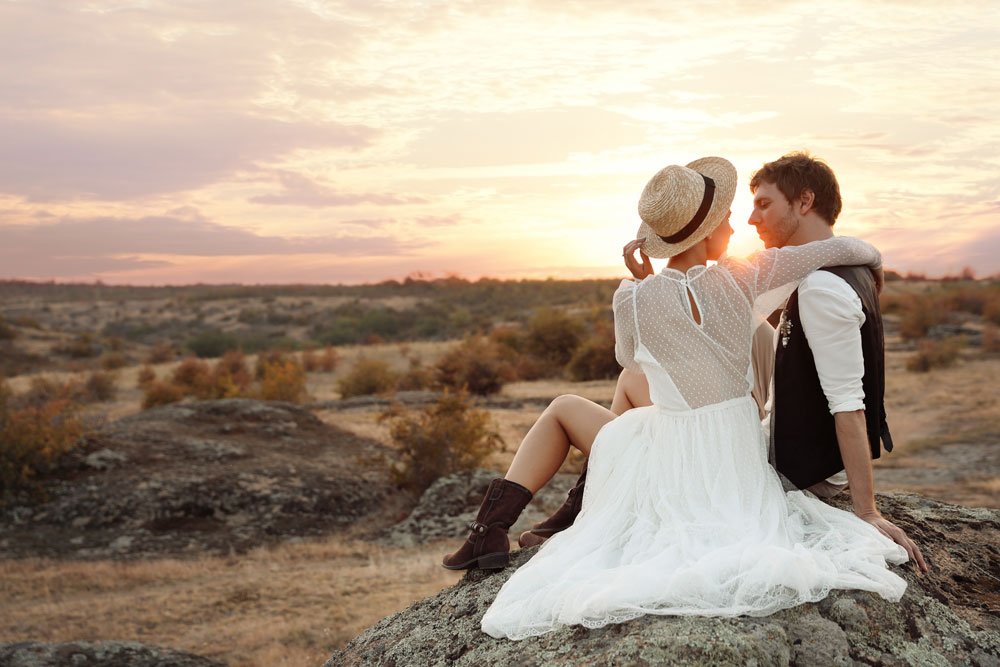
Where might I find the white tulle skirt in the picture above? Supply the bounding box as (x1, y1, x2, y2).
(481, 397, 908, 640)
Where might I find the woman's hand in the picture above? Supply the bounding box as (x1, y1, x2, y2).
(623, 238, 653, 280)
(872, 266, 885, 294)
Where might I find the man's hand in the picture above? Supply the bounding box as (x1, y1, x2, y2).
(623, 238, 653, 280)
(855, 508, 929, 573)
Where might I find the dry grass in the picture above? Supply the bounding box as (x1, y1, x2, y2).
(883, 350, 1000, 455)
(0, 538, 462, 666)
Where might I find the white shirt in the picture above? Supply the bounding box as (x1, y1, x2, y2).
(761, 270, 866, 488)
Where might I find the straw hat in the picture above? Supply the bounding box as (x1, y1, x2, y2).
(636, 156, 737, 258)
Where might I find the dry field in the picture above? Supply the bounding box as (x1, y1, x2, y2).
(1, 536, 461, 666)
(2, 337, 998, 665)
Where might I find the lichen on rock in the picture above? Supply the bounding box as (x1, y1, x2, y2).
(329, 494, 1000, 667)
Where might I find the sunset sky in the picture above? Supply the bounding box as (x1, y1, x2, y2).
(1, 0, 998, 285)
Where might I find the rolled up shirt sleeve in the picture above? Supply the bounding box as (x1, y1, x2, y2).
(797, 272, 866, 414)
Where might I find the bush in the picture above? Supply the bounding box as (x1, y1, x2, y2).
(211, 350, 253, 398)
(254, 349, 289, 380)
(435, 336, 514, 396)
(171, 357, 214, 398)
(301, 346, 338, 372)
(525, 308, 585, 370)
(147, 341, 178, 364)
(0, 316, 17, 341)
(336, 357, 398, 399)
(897, 294, 948, 341)
(396, 357, 436, 391)
(185, 330, 240, 358)
(380, 389, 503, 493)
(906, 337, 964, 372)
(566, 327, 620, 381)
(137, 365, 156, 389)
(54, 333, 102, 358)
(258, 357, 307, 403)
(1, 378, 84, 495)
(142, 380, 186, 408)
(100, 352, 128, 370)
(79, 371, 117, 403)
(983, 326, 1000, 354)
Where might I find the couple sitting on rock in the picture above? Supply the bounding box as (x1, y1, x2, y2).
(440, 152, 929, 641)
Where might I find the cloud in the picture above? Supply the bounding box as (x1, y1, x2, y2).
(405, 108, 648, 167)
(0, 113, 375, 202)
(0, 211, 421, 279)
(249, 171, 425, 207)
(0, 1, 380, 201)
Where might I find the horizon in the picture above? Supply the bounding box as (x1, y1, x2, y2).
(1, 1, 999, 284)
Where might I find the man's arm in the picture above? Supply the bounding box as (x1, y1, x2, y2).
(835, 410, 928, 572)
(798, 273, 929, 572)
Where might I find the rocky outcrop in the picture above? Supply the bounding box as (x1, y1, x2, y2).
(0, 641, 224, 667)
(384, 468, 579, 547)
(0, 399, 393, 559)
(329, 494, 1000, 666)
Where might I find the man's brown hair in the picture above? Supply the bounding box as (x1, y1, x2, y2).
(749, 152, 842, 225)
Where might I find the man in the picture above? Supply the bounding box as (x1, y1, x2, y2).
(522, 152, 927, 574)
(748, 152, 925, 571)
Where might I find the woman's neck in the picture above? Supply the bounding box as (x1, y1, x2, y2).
(666, 244, 708, 273)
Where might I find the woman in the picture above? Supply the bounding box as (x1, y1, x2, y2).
(442, 157, 908, 639)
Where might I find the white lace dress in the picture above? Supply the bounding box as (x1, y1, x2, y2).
(481, 237, 909, 641)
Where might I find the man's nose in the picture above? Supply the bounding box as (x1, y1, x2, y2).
(748, 210, 761, 226)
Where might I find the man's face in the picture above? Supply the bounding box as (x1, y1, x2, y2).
(749, 181, 799, 249)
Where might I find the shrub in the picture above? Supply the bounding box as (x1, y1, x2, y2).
(380, 389, 503, 493)
(566, 327, 620, 381)
(55, 333, 102, 358)
(435, 336, 514, 396)
(1, 378, 84, 495)
(185, 329, 240, 358)
(525, 308, 585, 370)
(254, 349, 289, 380)
(147, 341, 178, 364)
(336, 357, 398, 399)
(137, 365, 156, 389)
(489, 324, 526, 353)
(142, 380, 186, 408)
(898, 294, 947, 341)
(982, 326, 1000, 354)
(906, 337, 964, 372)
(79, 371, 117, 403)
(0, 316, 16, 341)
(211, 350, 253, 398)
(100, 352, 128, 370)
(320, 347, 339, 372)
(985, 296, 1000, 326)
(258, 357, 307, 403)
(397, 357, 436, 391)
(171, 357, 214, 398)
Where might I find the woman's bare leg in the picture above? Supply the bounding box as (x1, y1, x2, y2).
(610, 369, 651, 415)
(505, 395, 615, 493)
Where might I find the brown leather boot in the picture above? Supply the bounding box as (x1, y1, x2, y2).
(442, 478, 533, 570)
(518, 466, 587, 548)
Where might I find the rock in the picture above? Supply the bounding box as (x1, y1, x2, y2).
(329, 494, 1000, 666)
(0, 641, 225, 667)
(0, 399, 394, 559)
(384, 469, 579, 547)
(83, 449, 126, 471)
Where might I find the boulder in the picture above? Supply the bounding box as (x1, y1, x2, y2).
(0, 399, 393, 559)
(384, 468, 579, 547)
(329, 494, 1000, 666)
(0, 641, 224, 667)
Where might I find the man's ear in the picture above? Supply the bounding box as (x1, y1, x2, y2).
(798, 189, 816, 215)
